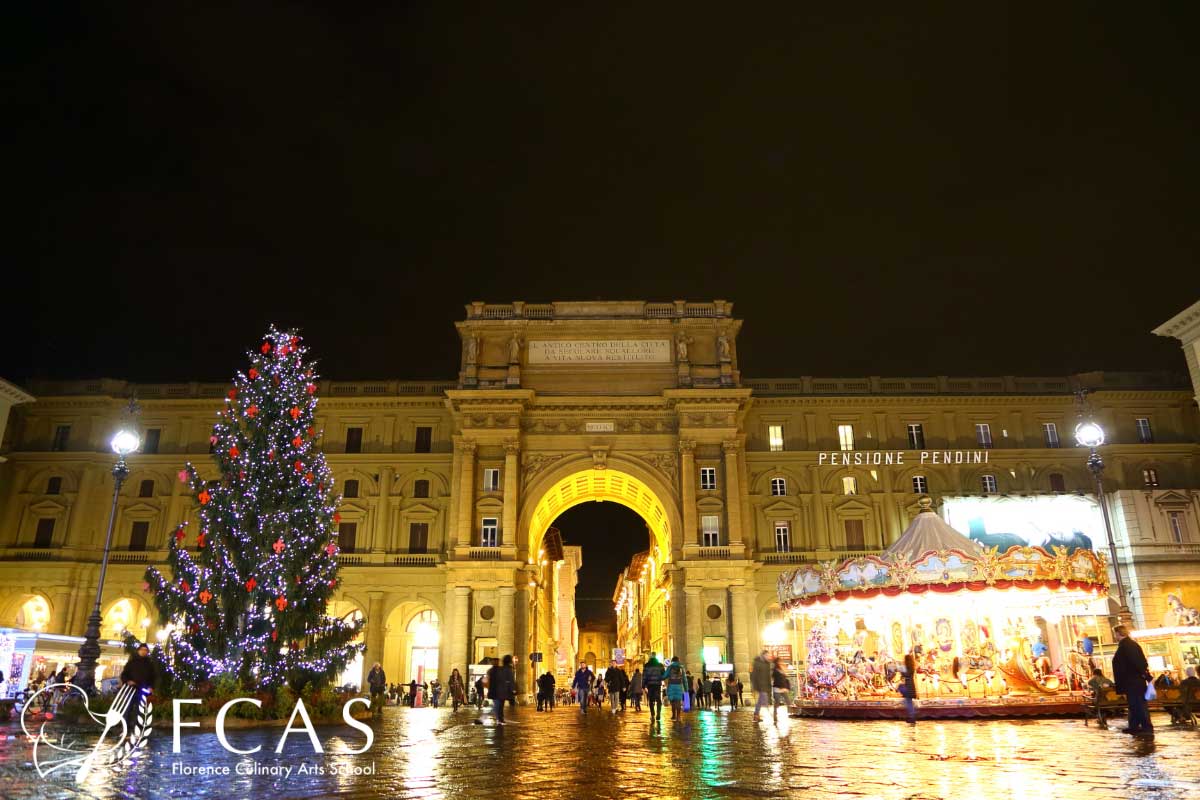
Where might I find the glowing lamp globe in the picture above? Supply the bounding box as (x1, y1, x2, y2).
(1074, 421, 1105, 448)
(110, 429, 141, 456)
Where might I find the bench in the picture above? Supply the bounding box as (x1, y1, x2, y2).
(1085, 685, 1199, 728)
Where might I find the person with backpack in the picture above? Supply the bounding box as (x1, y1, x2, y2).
(666, 656, 686, 721)
(642, 654, 664, 722)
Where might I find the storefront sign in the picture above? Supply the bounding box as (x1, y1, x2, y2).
(527, 339, 672, 364)
(612, 648, 625, 665)
(817, 450, 990, 466)
(765, 645, 792, 665)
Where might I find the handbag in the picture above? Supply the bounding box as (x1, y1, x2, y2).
(682, 691, 691, 712)
(1145, 682, 1157, 701)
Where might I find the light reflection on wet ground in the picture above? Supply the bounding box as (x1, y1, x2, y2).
(1, 705, 1197, 799)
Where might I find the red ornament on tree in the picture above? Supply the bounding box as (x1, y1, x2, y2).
(197, 531, 206, 548)
(273, 538, 285, 555)
(268, 449, 276, 461)
(246, 405, 259, 418)
(305, 384, 316, 395)
(326, 542, 338, 556)
(328, 579, 337, 588)
(198, 489, 211, 505)
(199, 589, 212, 605)
(261, 342, 272, 354)
(304, 472, 314, 484)
(289, 406, 301, 420)
(293, 460, 304, 474)
(142, 581, 151, 592)
(272, 630, 279, 642)
(245, 577, 257, 592)
(291, 435, 303, 448)
(306, 426, 315, 437)
(175, 527, 186, 543)
(248, 368, 259, 380)
(181, 580, 191, 593)
(275, 597, 288, 611)
(228, 445, 239, 458)
(178, 469, 189, 483)
(290, 336, 300, 348)
(207, 619, 216, 630)
(209, 435, 218, 446)
(227, 388, 237, 400)
(239, 469, 246, 480)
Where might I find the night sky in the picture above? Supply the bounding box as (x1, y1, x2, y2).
(8, 4, 1199, 384)
(553, 502, 649, 627)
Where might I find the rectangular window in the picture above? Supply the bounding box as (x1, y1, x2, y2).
(1049, 473, 1066, 492)
(46, 477, 62, 495)
(699, 467, 717, 491)
(413, 479, 430, 498)
(907, 423, 925, 450)
(483, 468, 501, 492)
(838, 424, 855, 451)
(142, 428, 161, 454)
(345, 427, 363, 454)
(912, 475, 928, 494)
(1142, 468, 1159, 487)
(129, 521, 150, 552)
(480, 518, 499, 548)
(975, 423, 993, 448)
(1168, 511, 1186, 544)
(774, 521, 791, 553)
(843, 519, 865, 550)
(138, 479, 155, 498)
(1135, 418, 1153, 443)
(409, 522, 429, 553)
(343, 479, 359, 498)
(338, 522, 358, 553)
(701, 515, 721, 547)
(51, 425, 71, 452)
(770, 477, 787, 496)
(842, 476, 858, 495)
(981, 474, 998, 493)
(414, 426, 433, 453)
(34, 518, 56, 548)
(768, 425, 784, 452)
(1042, 423, 1060, 448)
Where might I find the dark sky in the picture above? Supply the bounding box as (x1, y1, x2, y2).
(8, 3, 1200, 383)
(552, 501, 649, 627)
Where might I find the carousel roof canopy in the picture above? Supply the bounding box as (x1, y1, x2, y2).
(883, 499, 982, 562)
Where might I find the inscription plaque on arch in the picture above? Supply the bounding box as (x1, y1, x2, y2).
(526, 339, 672, 364)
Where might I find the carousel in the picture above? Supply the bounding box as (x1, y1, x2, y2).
(778, 497, 1112, 718)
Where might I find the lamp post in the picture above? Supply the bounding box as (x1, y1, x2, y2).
(1074, 420, 1133, 626)
(74, 427, 140, 692)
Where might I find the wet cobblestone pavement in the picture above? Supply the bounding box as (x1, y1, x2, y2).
(2, 704, 1198, 800)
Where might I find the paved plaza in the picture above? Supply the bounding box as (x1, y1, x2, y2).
(1, 703, 1198, 800)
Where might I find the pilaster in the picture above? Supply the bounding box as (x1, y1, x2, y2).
(502, 440, 519, 547)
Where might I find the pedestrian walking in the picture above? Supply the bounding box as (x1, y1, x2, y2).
(474, 671, 486, 709)
(736, 677, 744, 707)
(752, 649, 772, 721)
(449, 668, 466, 711)
(367, 662, 387, 716)
(487, 655, 516, 725)
(770, 657, 791, 721)
(572, 661, 595, 715)
(899, 654, 918, 724)
(628, 668, 643, 712)
(685, 671, 696, 710)
(431, 680, 442, 707)
(697, 673, 710, 709)
(666, 656, 686, 721)
(710, 676, 724, 710)
(1111, 625, 1154, 736)
(643, 654, 664, 722)
(726, 674, 739, 708)
(606, 663, 623, 712)
(118, 643, 156, 733)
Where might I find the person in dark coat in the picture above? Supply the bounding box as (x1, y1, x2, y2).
(367, 663, 386, 714)
(487, 654, 516, 725)
(1111, 625, 1153, 735)
(119, 643, 156, 731)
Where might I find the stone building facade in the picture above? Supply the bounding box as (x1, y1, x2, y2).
(2, 300, 1199, 690)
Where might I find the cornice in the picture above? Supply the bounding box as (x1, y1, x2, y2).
(1153, 299, 1200, 340)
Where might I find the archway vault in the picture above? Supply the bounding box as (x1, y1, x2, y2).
(525, 465, 674, 564)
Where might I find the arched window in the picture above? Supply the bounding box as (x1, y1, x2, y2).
(770, 477, 787, 496)
(407, 610, 440, 681)
(16, 596, 51, 631)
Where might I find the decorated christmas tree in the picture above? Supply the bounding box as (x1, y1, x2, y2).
(804, 620, 841, 698)
(145, 326, 362, 691)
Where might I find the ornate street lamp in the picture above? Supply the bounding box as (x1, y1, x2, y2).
(1074, 420, 1133, 626)
(73, 426, 140, 692)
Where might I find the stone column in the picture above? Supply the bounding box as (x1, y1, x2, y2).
(375, 466, 394, 552)
(65, 466, 97, 547)
(502, 440, 519, 547)
(730, 586, 753, 678)
(514, 584, 531, 699)
(451, 586, 472, 673)
(456, 440, 476, 547)
(498, 585, 515, 658)
(51, 589, 74, 637)
(722, 441, 744, 549)
(679, 440, 697, 549)
(809, 466, 829, 550)
(362, 592, 386, 688)
(685, 586, 703, 676)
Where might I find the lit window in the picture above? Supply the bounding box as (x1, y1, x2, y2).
(483, 468, 501, 492)
(1049, 473, 1066, 492)
(1143, 468, 1159, 487)
(770, 477, 787, 496)
(481, 517, 499, 547)
(768, 425, 784, 452)
(1135, 418, 1153, 443)
(1042, 423, 1060, 448)
(774, 521, 791, 553)
(912, 475, 927, 494)
(907, 423, 925, 450)
(842, 476, 858, 495)
(838, 425, 855, 451)
(701, 515, 721, 547)
(1168, 511, 1187, 544)
(699, 467, 717, 491)
(976, 423, 993, 448)
(981, 474, 998, 493)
